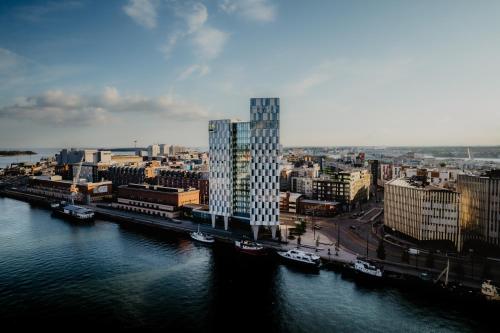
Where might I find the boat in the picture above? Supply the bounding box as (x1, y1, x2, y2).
(234, 239, 267, 256)
(190, 225, 215, 244)
(52, 203, 95, 222)
(277, 249, 321, 268)
(354, 258, 383, 278)
(481, 280, 500, 301)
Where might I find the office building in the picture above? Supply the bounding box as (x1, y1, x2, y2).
(209, 97, 280, 239)
(385, 177, 461, 249)
(313, 169, 371, 209)
(457, 171, 500, 248)
(147, 144, 160, 159)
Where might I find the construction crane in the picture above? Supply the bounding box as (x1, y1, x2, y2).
(70, 157, 84, 204)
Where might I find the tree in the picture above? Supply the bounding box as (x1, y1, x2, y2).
(377, 239, 386, 260)
(426, 251, 435, 268)
(439, 162, 446, 168)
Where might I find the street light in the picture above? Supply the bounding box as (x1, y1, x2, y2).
(469, 248, 474, 279)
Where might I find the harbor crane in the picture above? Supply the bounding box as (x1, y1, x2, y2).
(70, 157, 84, 204)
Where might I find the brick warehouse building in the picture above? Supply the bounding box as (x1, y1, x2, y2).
(153, 170, 209, 205)
(112, 184, 200, 219)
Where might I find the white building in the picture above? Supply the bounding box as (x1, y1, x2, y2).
(250, 97, 280, 240)
(208, 119, 234, 230)
(385, 178, 461, 249)
(209, 98, 280, 240)
(147, 144, 160, 159)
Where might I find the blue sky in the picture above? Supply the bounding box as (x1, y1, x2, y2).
(1, 0, 500, 148)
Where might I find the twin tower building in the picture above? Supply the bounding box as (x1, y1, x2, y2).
(209, 98, 280, 240)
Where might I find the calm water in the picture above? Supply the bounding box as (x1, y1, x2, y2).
(0, 148, 60, 168)
(0, 197, 495, 332)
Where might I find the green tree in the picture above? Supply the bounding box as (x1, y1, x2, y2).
(377, 239, 386, 260)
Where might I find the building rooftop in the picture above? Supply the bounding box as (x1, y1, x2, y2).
(387, 177, 453, 192)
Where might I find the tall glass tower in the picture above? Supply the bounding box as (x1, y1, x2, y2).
(209, 98, 280, 239)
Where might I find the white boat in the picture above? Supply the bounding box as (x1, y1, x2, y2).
(234, 240, 267, 256)
(354, 258, 383, 278)
(481, 280, 500, 301)
(190, 225, 215, 244)
(277, 249, 321, 268)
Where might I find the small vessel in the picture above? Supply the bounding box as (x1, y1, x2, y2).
(481, 280, 500, 301)
(354, 258, 383, 278)
(52, 202, 95, 222)
(277, 249, 321, 268)
(234, 239, 267, 256)
(190, 225, 215, 244)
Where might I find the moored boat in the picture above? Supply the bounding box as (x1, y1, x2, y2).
(481, 280, 500, 301)
(52, 203, 95, 222)
(354, 258, 383, 279)
(234, 239, 267, 256)
(190, 225, 215, 244)
(277, 249, 321, 268)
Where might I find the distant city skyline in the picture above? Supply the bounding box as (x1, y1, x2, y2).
(1, 0, 500, 148)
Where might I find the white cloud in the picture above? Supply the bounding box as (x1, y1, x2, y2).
(220, 0, 276, 22)
(186, 2, 208, 33)
(192, 27, 229, 59)
(177, 64, 211, 80)
(123, 0, 158, 29)
(162, 2, 228, 61)
(0, 87, 210, 126)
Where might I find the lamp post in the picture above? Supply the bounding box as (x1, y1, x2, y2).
(469, 248, 474, 279)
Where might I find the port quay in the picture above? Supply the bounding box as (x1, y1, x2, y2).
(0, 187, 490, 294)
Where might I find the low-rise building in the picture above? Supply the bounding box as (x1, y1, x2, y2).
(111, 184, 199, 219)
(27, 175, 112, 203)
(313, 169, 371, 209)
(106, 164, 158, 188)
(385, 177, 461, 249)
(154, 170, 209, 205)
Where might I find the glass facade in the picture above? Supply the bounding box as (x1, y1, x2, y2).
(232, 122, 251, 218)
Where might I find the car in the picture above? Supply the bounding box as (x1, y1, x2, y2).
(313, 224, 322, 230)
(349, 225, 357, 230)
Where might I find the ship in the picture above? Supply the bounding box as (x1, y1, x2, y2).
(277, 249, 321, 268)
(51, 202, 95, 222)
(190, 225, 215, 244)
(234, 239, 267, 256)
(354, 258, 383, 279)
(481, 280, 500, 301)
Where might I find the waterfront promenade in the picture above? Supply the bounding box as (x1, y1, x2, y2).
(0, 188, 494, 291)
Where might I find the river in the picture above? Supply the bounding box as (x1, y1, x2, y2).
(0, 197, 495, 332)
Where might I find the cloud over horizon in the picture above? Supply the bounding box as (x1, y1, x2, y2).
(0, 87, 210, 126)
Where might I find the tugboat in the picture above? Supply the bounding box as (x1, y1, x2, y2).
(277, 248, 321, 268)
(481, 280, 500, 301)
(234, 239, 267, 256)
(190, 225, 215, 244)
(354, 258, 383, 279)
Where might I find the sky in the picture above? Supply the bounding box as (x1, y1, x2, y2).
(1, 0, 500, 148)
